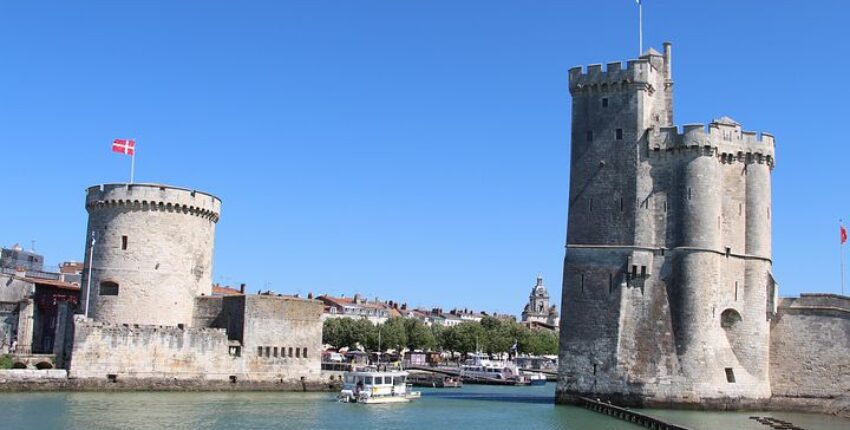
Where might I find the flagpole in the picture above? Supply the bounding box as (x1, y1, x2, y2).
(638, 1, 643, 55)
(130, 141, 136, 184)
(841, 220, 846, 296)
(84, 232, 95, 318)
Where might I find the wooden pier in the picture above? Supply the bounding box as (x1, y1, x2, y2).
(574, 396, 692, 430)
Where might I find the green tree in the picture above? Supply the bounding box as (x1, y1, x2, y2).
(349, 318, 377, 350)
(369, 317, 407, 352)
(453, 322, 486, 357)
(322, 318, 344, 349)
(404, 318, 436, 351)
(480, 316, 513, 356)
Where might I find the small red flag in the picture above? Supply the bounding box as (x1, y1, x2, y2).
(112, 139, 135, 156)
(841, 224, 847, 245)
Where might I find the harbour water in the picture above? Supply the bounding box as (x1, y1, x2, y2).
(1, 384, 847, 430)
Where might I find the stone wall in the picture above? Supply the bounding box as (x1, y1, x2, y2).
(68, 296, 325, 383)
(770, 294, 850, 400)
(68, 317, 237, 380)
(237, 295, 323, 381)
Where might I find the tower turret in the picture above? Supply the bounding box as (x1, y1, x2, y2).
(80, 183, 221, 327)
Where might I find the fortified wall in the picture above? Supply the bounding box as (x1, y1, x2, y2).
(67, 183, 324, 385)
(770, 294, 850, 401)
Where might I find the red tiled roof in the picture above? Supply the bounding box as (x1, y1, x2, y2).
(24, 277, 80, 291)
(212, 285, 242, 296)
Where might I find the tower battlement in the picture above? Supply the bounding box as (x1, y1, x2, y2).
(568, 43, 672, 94)
(86, 183, 221, 222)
(568, 59, 657, 92)
(648, 119, 775, 167)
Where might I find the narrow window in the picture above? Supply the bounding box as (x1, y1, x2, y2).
(688, 188, 692, 200)
(121, 235, 128, 250)
(265, 346, 270, 357)
(726, 247, 731, 257)
(589, 198, 593, 212)
(735, 281, 739, 301)
(616, 128, 623, 140)
(289, 347, 294, 358)
(660, 248, 665, 256)
(725, 368, 736, 383)
(99, 281, 119, 296)
(593, 364, 597, 375)
(631, 265, 638, 277)
(739, 203, 743, 216)
(586, 131, 593, 142)
(303, 348, 308, 358)
(580, 274, 585, 293)
(257, 346, 263, 356)
(608, 273, 613, 293)
(601, 98, 609, 108)
(663, 200, 668, 213)
(640, 266, 646, 277)
(296, 348, 301, 358)
(273, 347, 278, 357)
(619, 198, 624, 212)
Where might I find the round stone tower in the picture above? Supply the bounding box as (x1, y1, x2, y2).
(80, 183, 221, 327)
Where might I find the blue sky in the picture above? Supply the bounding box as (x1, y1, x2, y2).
(1, 1, 848, 315)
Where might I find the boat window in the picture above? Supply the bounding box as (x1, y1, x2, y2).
(397, 376, 405, 384)
(364, 376, 373, 385)
(344, 375, 353, 383)
(374, 376, 383, 385)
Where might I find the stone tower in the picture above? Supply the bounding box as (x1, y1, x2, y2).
(522, 276, 559, 326)
(80, 183, 221, 327)
(557, 43, 777, 407)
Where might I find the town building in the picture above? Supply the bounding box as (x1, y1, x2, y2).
(521, 276, 559, 328)
(557, 43, 849, 413)
(0, 244, 44, 272)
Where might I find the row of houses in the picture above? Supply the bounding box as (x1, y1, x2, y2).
(315, 293, 515, 327)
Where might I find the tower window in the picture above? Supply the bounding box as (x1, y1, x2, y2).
(725, 368, 736, 383)
(601, 98, 609, 108)
(735, 281, 739, 301)
(99, 281, 119, 296)
(580, 274, 585, 293)
(121, 235, 128, 250)
(688, 188, 692, 200)
(586, 131, 593, 142)
(640, 266, 646, 277)
(589, 198, 593, 212)
(616, 129, 623, 140)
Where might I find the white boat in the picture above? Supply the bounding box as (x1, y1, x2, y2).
(528, 372, 547, 386)
(460, 353, 528, 384)
(339, 370, 422, 404)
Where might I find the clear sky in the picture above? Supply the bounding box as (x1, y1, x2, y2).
(2, 0, 848, 316)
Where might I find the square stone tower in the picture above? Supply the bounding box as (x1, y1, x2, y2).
(557, 43, 777, 407)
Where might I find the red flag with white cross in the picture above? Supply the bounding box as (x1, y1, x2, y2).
(112, 138, 135, 156)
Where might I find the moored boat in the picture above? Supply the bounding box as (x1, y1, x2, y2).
(339, 370, 422, 404)
(460, 353, 529, 385)
(528, 372, 547, 386)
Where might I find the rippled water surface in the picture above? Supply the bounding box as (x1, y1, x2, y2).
(0, 384, 847, 430)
